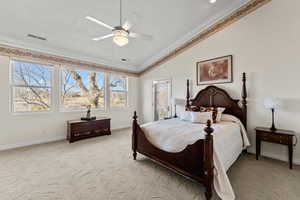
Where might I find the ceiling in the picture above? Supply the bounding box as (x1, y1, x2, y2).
(0, 0, 249, 72)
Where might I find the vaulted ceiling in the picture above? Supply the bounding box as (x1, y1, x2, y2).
(0, 0, 250, 72)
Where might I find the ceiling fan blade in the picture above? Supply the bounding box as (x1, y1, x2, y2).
(129, 32, 153, 41)
(122, 20, 132, 31)
(85, 16, 114, 30)
(92, 34, 113, 41)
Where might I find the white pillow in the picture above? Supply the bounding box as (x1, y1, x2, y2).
(179, 111, 192, 121)
(190, 112, 213, 124)
(215, 107, 226, 123)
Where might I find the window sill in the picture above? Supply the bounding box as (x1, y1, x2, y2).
(11, 110, 54, 116)
(59, 108, 108, 114)
(109, 106, 130, 111)
(10, 107, 129, 116)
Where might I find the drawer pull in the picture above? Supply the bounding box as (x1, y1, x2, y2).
(294, 135, 298, 146)
(74, 131, 91, 136)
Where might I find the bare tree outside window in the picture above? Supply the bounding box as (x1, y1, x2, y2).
(11, 60, 129, 113)
(109, 74, 128, 107)
(11, 60, 52, 112)
(61, 68, 105, 110)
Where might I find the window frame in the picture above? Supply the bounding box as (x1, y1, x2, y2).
(9, 58, 55, 114)
(109, 73, 129, 109)
(9, 58, 130, 115)
(58, 66, 107, 112)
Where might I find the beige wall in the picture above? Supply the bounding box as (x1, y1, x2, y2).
(140, 0, 300, 164)
(0, 55, 138, 150)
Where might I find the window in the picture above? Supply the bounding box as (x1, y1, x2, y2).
(109, 74, 128, 108)
(60, 68, 105, 110)
(10, 60, 53, 112)
(10, 59, 130, 114)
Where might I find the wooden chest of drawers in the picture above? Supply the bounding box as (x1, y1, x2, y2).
(67, 118, 111, 143)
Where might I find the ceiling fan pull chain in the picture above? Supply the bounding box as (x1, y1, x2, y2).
(120, 0, 122, 26)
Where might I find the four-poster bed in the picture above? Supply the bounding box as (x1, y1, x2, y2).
(132, 73, 247, 200)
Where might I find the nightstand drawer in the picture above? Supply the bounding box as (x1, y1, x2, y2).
(259, 133, 289, 145)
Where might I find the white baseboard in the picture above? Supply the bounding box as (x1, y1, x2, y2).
(0, 126, 131, 152)
(247, 149, 300, 166)
(0, 135, 66, 152)
(112, 126, 131, 131)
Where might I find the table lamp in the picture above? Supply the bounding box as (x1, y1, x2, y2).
(172, 98, 181, 118)
(264, 97, 281, 131)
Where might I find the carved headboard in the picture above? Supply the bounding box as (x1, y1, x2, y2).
(186, 73, 247, 128)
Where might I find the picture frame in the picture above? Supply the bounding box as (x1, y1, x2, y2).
(196, 55, 233, 85)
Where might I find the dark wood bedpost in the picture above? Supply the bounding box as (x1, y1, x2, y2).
(241, 72, 247, 129)
(186, 79, 190, 110)
(203, 120, 214, 200)
(132, 111, 138, 160)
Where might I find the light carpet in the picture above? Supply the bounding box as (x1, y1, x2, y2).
(0, 129, 299, 200)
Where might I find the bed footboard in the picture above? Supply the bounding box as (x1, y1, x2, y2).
(132, 111, 214, 200)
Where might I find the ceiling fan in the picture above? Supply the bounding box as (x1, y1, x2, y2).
(86, 0, 152, 46)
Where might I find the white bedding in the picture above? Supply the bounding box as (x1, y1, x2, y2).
(140, 115, 250, 200)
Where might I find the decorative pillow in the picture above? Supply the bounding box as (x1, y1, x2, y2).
(190, 111, 213, 124)
(199, 107, 225, 123)
(179, 111, 192, 121)
(186, 106, 200, 112)
(199, 106, 214, 112)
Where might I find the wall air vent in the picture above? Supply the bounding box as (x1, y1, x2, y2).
(27, 34, 47, 41)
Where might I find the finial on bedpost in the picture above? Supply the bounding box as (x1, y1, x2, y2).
(186, 79, 190, 110)
(133, 111, 138, 121)
(204, 120, 214, 136)
(241, 73, 247, 129)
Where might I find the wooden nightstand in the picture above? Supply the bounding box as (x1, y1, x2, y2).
(255, 127, 295, 169)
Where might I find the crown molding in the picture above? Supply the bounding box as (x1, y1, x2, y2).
(138, 0, 271, 76)
(0, 44, 139, 77)
(0, 34, 139, 72)
(140, 0, 249, 71)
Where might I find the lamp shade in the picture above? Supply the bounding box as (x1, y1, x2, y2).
(264, 97, 281, 110)
(172, 98, 178, 105)
(172, 98, 184, 105)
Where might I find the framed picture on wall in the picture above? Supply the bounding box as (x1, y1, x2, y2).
(196, 55, 233, 85)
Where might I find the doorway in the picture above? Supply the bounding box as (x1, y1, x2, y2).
(153, 79, 171, 121)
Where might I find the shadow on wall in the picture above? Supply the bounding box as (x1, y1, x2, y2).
(281, 98, 300, 113)
(247, 71, 257, 99)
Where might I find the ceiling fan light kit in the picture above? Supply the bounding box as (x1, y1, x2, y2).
(112, 28, 129, 46)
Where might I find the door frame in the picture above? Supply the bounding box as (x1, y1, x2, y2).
(152, 79, 172, 121)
